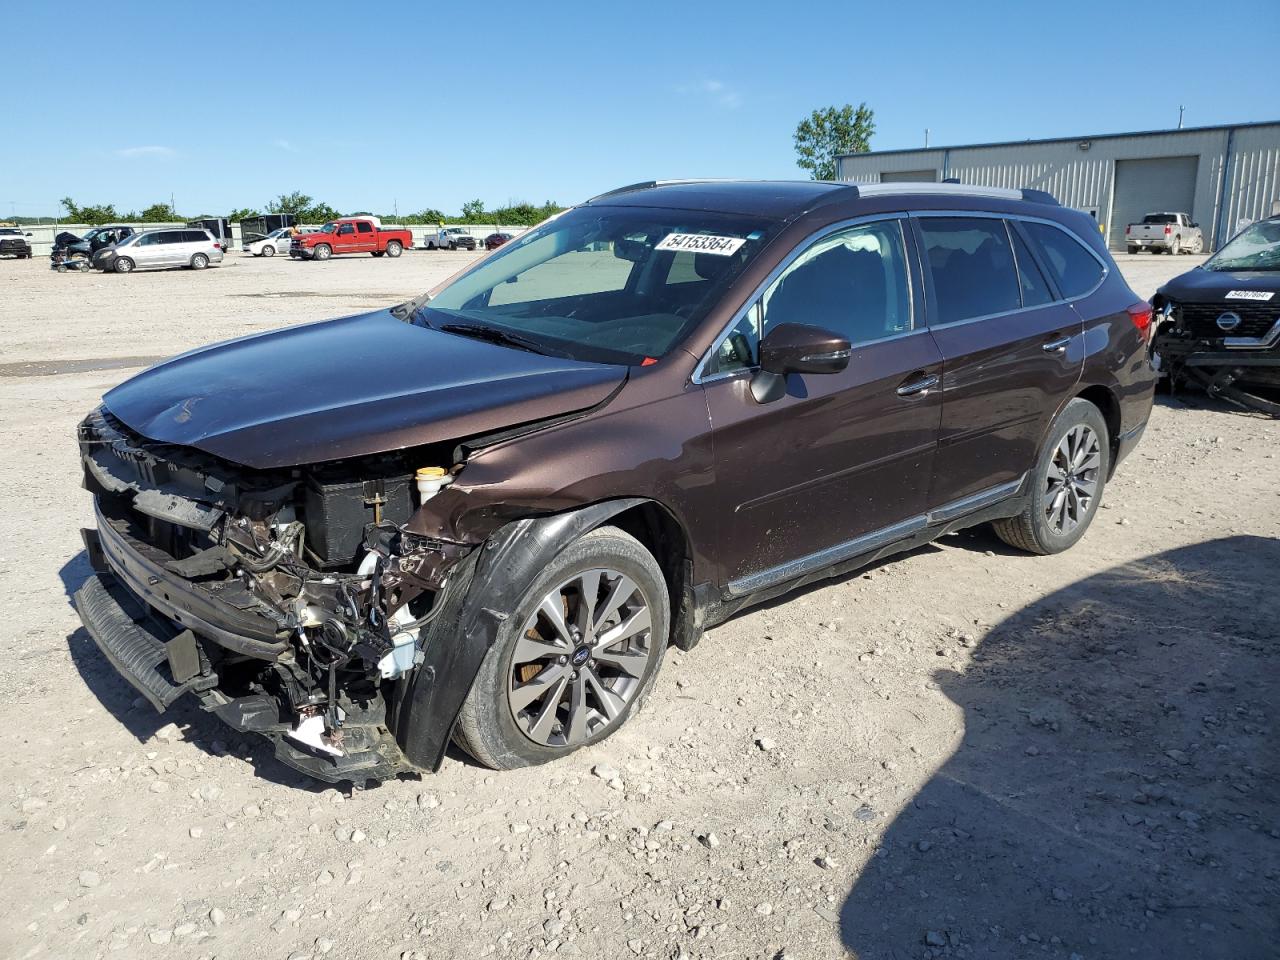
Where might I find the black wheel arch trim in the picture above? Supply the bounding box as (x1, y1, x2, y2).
(393, 497, 649, 771)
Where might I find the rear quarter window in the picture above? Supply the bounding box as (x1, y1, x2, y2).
(1025, 222, 1105, 299)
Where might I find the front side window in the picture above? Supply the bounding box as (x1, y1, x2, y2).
(420, 206, 779, 365)
(919, 218, 1021, 325)
(138, 233, 161, 246)
(761, 220, 912, 346)
(338, 224, 355, 235)
(1024, 222, 1104, 298)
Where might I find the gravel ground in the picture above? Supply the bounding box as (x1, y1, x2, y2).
(1, 250, 1276, 960)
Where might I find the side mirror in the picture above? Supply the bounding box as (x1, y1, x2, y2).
(751, 323, 851, 403)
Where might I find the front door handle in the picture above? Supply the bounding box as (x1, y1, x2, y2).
(896, 373, 940, 397)
(1042, 336, 1072, 353)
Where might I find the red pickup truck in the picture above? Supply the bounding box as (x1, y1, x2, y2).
(289, 217, 413, 261)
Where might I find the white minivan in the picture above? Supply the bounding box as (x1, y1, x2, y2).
(94, 228, 226, 274)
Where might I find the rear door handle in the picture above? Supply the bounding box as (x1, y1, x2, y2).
(1042, 336, 1072, 353)
(896, 373, 940, 397)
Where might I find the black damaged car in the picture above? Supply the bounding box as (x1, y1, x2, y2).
(1152, 215, 1280, 415)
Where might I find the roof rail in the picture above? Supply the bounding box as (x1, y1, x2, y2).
(586, 179, 739, 202)
(852, 182, 1059, 205)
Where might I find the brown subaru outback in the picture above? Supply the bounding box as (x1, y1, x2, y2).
(75, 180, 1155, 781)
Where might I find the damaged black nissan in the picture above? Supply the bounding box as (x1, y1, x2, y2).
(74, 180, 1155, 783)
(1152, 214, 1280, 416)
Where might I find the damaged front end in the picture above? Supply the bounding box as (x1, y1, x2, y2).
(74, 407, 478, 782)
(1153, 299, 1280, 417)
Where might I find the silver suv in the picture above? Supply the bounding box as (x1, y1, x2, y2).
(94, 228, 225, 274)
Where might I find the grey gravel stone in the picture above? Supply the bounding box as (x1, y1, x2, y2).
(78, 871, 100, 889)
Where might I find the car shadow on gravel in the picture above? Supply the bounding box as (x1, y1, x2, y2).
(838, 536, 1279, 959)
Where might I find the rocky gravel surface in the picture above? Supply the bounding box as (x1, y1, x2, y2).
(1, 251, 1276, 959)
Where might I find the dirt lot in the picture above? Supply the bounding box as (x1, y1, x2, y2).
(1, 251, 1276, 960)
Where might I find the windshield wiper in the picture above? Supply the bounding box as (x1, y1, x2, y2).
(438, 322, 564, 357)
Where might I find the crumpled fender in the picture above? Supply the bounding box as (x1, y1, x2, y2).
(393, 498, 646, 771)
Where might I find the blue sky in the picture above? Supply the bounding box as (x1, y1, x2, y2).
(3, 0, 1277, 218)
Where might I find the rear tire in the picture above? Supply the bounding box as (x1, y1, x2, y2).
(372, 251, 384, 257)
(453, 527, 669, 770)
(992, 398, 1110, 555)
(190, 253, 209, 270)
(1170, 235, 1181, 255)
(1127, 245, 1138, 255)
(386, 240, 402, 258)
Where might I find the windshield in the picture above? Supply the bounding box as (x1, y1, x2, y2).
(1205, 220, 1280, 272)
(418, 205, 779, 364)
(1143, 214, 1177, 225)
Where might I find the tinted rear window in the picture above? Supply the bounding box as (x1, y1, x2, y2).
(1143, 214, 1177, 224)
(918, 218, 1021, 325)
(1024, 222, 1104, 299)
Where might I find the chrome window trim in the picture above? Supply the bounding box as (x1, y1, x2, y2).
(692, 212, 913, 385)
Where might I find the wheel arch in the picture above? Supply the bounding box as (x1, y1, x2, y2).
(393, 495, 694, 772)
(1072, 384, 1122, 477)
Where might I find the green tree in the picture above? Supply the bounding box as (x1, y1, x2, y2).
(460, 198, 485, 221)
(412, 207, 446, 224)
(793, 103, 876, 180)
(138, 202, 181, 222)
(228, 207, 260, 222)
(266, 192, 340, 224)
(60, 197, 122, 225)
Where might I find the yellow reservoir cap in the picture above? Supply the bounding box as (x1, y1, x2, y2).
(415, 467, 448, 479)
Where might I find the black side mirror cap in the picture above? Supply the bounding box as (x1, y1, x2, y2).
(751, 323, 851, 404)
(759, 323, 851, 376)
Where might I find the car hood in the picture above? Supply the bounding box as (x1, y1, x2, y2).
(1158, 266, 1280, 301)
(102, 309, 627, 469)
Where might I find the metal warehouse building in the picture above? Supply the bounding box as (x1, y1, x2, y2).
(837, 120, 1280, 252)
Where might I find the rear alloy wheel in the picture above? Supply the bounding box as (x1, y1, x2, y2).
(114, 257, 135, 274)
(454, 527, 669, 769)
(1169, 236, 1181, 255)
(313, 244, 332, 261)
(992, 398, 1109, 555)
(386, 240, 402, 258)
(190, 253, 209, 270)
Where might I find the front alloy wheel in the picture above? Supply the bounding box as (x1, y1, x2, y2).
(508, 569, 653, 747)
(452, 527, 669, 769)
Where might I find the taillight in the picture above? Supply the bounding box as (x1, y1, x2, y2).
(1127, 302, 1153, 341)
(1164, 225, 1172, 235)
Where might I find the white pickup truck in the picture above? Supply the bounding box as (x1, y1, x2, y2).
(1124, 212, 1204, 255)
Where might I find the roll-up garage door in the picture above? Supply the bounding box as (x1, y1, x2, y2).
(880, 169, 938, 183)
(1108, 156, 1198, 249)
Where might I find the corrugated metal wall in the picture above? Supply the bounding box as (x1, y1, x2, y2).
(837, 123, 1280, 251)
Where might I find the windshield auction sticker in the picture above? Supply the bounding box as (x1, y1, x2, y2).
(655, 233, 747, 256)
(1225, 290, 1275, 301)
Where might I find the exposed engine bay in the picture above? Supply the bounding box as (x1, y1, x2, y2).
(77, 406, 476, 779)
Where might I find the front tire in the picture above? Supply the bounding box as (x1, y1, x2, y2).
(262, 244, 275, 257)
(114, 257, 135, 274)
(454, 527, 669, 770)
(313, 244, 332, 261)
(992, 398, 1109, 555)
